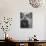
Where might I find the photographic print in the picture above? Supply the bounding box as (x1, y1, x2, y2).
(20, 12, 32, 28)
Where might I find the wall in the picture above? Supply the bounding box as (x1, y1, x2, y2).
(0, 0, 46, 40)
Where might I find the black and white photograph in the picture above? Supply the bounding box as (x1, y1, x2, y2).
(20, 12, 32, 28)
